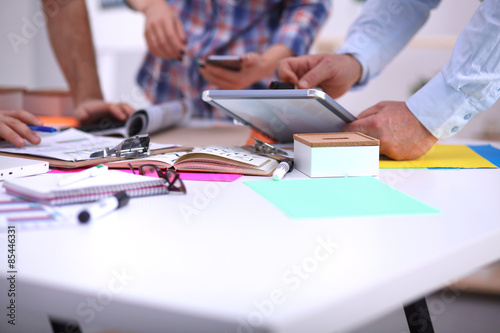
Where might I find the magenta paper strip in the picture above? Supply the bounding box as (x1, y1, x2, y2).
(178, 173, 242, 182)
(49, 169, 241, 182)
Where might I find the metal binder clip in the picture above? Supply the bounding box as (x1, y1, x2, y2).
(90, 134, 151, 159)
(251, 137, 289, 157)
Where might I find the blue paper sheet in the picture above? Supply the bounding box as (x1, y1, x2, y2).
(468, 145, 500, 168)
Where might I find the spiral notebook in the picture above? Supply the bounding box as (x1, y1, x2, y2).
(2, 170, 168, 205)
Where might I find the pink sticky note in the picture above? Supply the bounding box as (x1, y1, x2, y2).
(178, 173, 242, 182)
(49, 168, 87, 174)
(49, 169, 241, 182)
(49, 168, 135, 174)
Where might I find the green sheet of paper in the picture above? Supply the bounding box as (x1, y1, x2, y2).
(244, 177, 440, 219)
(379, 145, 497, 169)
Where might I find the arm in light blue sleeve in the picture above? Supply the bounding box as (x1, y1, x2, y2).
(337, 0, 441, 86)
(407, 0, 500, 139)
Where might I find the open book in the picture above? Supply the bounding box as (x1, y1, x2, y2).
(76, 99, 193, 137)
(107, 146, 279, 176)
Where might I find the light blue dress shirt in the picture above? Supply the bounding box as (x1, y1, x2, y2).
(337, 0, 500, 139)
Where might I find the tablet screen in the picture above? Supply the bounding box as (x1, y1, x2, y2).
(202, 89, 356, 143)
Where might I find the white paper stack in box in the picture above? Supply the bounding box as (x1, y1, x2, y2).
(293, 132, 380, 178)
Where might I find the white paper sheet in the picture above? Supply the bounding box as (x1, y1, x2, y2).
(0, 128, 177, 162)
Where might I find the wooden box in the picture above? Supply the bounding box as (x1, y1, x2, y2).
(293, 132, 380, 178)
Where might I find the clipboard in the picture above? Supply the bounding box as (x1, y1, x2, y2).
(0, 147, 190, 169)
(0, 128, 190, 169)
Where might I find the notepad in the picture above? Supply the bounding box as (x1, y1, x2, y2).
(0, 190, 63, 231)
(3, 170, 168, 205)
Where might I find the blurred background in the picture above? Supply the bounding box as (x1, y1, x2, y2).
(1, 0, 499, 138)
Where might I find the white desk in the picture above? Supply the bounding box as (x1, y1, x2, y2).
(1, 131, 500, 333)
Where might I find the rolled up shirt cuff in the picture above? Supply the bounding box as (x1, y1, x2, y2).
(406, 72, 480, 139)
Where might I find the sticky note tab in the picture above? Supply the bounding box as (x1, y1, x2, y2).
(179, 173, 242, 182)
(245, 177, 440, 219)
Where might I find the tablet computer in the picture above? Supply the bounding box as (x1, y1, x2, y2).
(202, 89, 356, 142)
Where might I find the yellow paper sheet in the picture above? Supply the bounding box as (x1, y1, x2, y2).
(380, 144, 497, 169)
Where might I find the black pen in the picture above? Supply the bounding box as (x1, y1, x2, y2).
(78, 191, 130, 223)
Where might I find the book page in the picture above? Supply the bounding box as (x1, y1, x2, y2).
(177, 146, 272, 167)
(0, 128, 177, 162)
(107, 146, 278, 174)
(176, 158, 277, 175)
(142, 99, 192, 134)
(117, 151, 190, 168)
(87, 99, 193, 137)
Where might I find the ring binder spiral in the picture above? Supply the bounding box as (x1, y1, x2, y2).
(3, 170, 169, 205)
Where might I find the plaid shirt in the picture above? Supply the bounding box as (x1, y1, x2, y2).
(137, 0, 331, 118)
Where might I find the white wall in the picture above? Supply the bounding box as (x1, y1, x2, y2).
(314, 0, 480, 108)
(0, 0, 67, 89)
(0, 0, 147, 105)
(84, 0, 148, 107)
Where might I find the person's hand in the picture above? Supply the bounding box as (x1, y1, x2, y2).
(74, 99, 135, 125)
(142, 0, 186, 60)
(198, 52, 276, 90)
(343, 101, 438, 160)
(0, 110, 44, 146)
(278, 54, 362, 99)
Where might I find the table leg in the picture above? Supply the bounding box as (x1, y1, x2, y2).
(50, 317, 83, 333)
(403, 297, 435, 333)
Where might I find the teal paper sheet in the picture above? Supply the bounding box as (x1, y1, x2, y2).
(244, 177, 440, 219)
